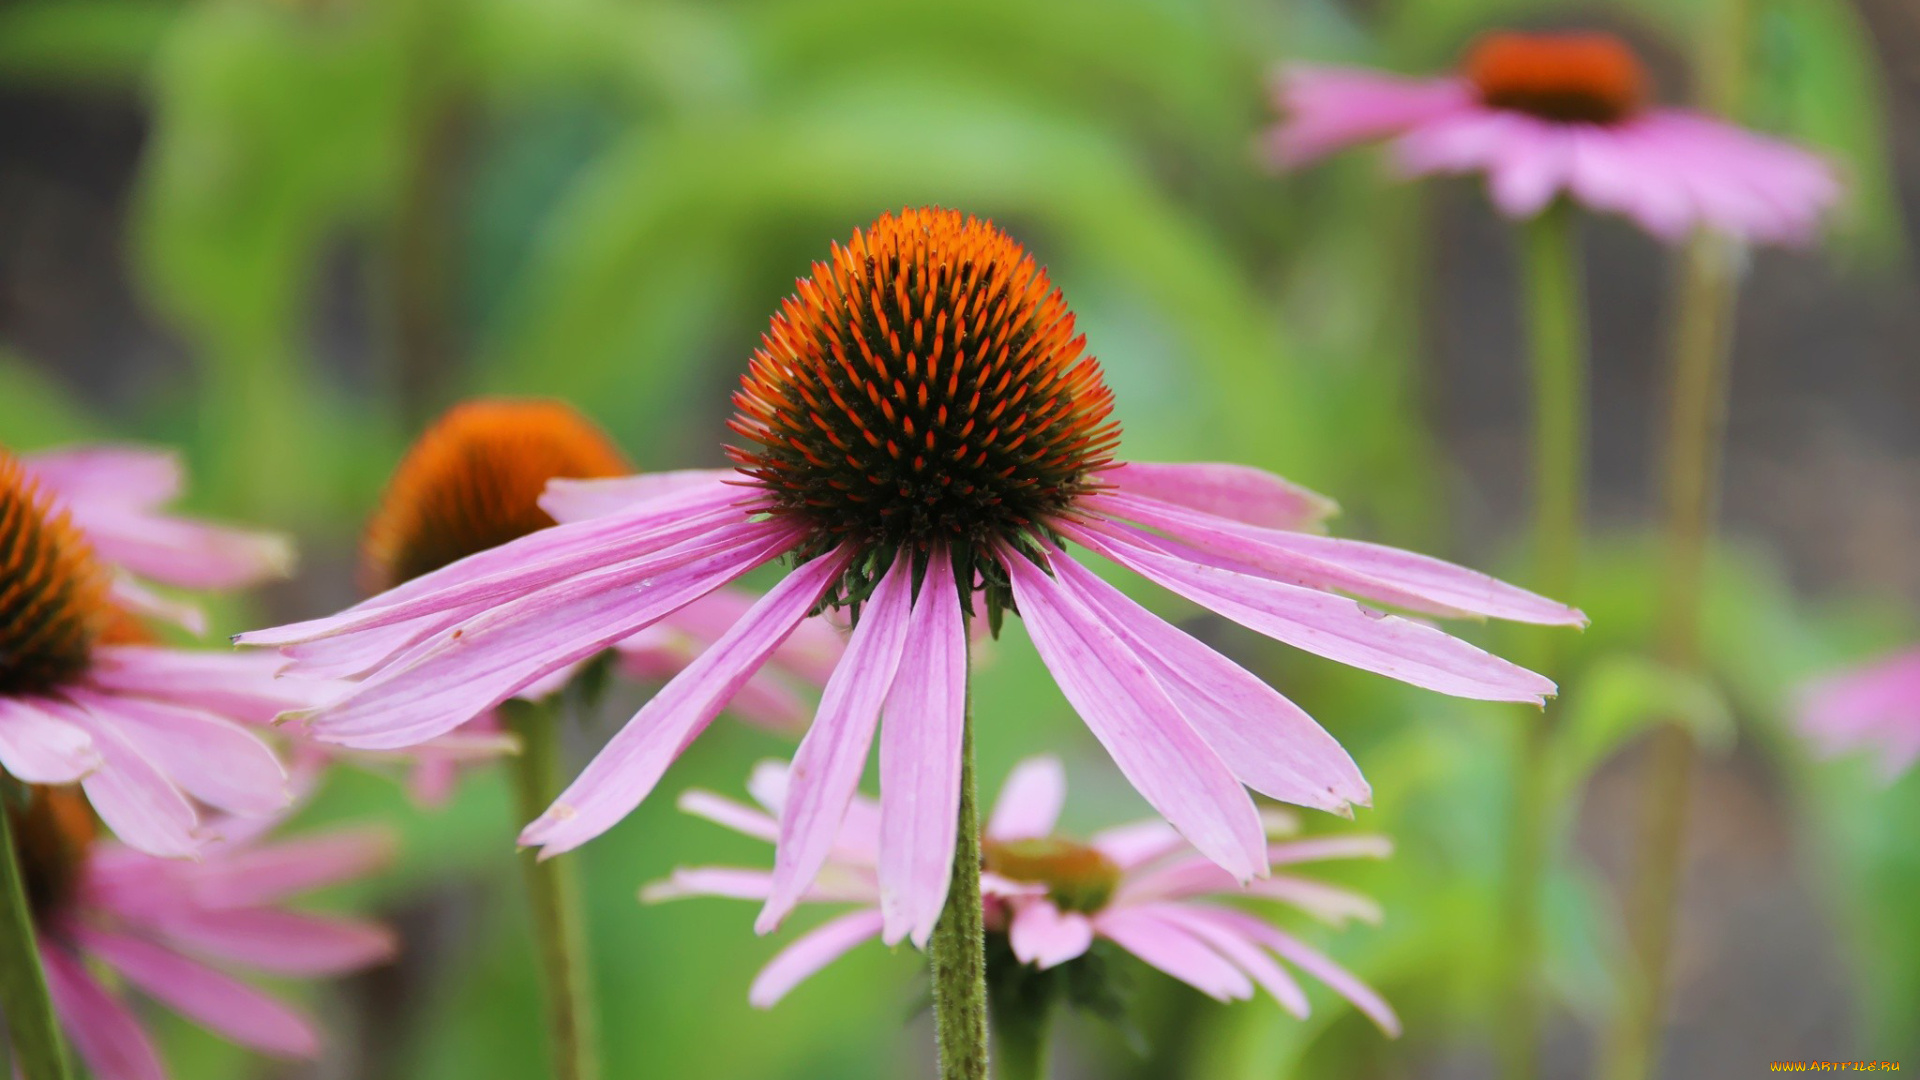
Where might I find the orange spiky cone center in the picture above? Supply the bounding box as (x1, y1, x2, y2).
(985, 836, 1123, 914)
(7, 785, 97, 920)
(727, 207, 1120, 616)
(1464, 31, 1650, 125)
(363, 399, 630, 589)
(0, 451, 110, 697)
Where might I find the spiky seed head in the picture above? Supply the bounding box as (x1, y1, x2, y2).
(1465, 31, 1650, 125)
(364, 398, 630, 589)
(727, 207, 1121, 620)
(0, 450, 110, 698)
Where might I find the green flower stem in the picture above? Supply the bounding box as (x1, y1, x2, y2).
(1498, 198, 1589, 1080)
(0, 789, 73, 1080)
(501, 698, 601, 1080)
(930, 661, 989, 1080)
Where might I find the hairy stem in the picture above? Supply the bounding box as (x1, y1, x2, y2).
(0, 793, 72, 1080)
(1498, 198, 1588, 1080)
(502, 698, 601, 1080)
(930, 665, 988, 1080)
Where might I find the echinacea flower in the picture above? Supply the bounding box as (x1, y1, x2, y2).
(1265, 31, 1840, 245)
(645, 756, 1400, 1034)
(328, 397, 843, 805)
(24, 444, 293, 633)
(1798, 646, 1920, 782)
(242, 207, 1579, 948)
(0, 448, 299, 856)
(7, 785, 395, 1079)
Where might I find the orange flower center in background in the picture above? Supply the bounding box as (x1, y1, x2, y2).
(985, 836, 1123, 914)
(727, 207, 1120, 615)
(0, 451, 110, 697)
(363, 399, 630, 589)
(1464, 31, 1649, 125)
(8, 785, 97, 919)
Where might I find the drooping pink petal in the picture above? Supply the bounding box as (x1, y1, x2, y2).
(1117, 836, 1393, 905)
(24, 445, 181, 510)
(0, 696, 100, 783)
(42, 942, 167, 1080)
(1482, 116, 1577, 219)
(1393, 106, 1524, 178)
(1050, 556, 1369, 814)
(88, 647, 331, 724)
(78, 928, 319, 1057)
(538, 469, 742, 523)
(51, 698, 201, 858)
(748, 908, 886, 1009)
(1093, 906, 1255, 1001)
(68, 506, 294, 592)
(520, 550, 850, 856)
(138, 908, 396, 976)
(653, 587, 847, 686)
(761, 557, 917, 934)
(1004, 551, 1267, 882)
(109, 572, 208, 634)
(72, 691, 289, 818)
(1088, 491, 1583, 625)
(877, 549, 969, 948)
(1798, 646, 1920, 781)
(1066, 519, 1556, 704)
(1211, 908, 1401, 1036)
(238, 486, 744, 648)
(678, 790, 780, 843)
(1089, 820, 1188, 871)
(1264, 67, 1476, 169)
(172, 829, 397, 909)
(1100, 462, 1338, 532)
(306, 521, 797, 750)
(642, 867, 878, 906)
(984, 755, 1067, 842)
(1152, 904, 1313, 1016)
(1007, 899, 1096, 969)
(1247, 877, 1385, 926)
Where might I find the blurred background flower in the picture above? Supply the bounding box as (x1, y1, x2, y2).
(0, 0, 1914, 1076)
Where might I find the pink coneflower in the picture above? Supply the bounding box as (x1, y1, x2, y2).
(0, 449, 298, 857)
(24, 444, 293, 633)
(1265, 31, 1840, 244)
(332, 398, 843, 806)
(645, 756, 1399, 1032)
(242, 207, 1578, 948)
(1798, 646, 1920, 782)
(7, 785, 394, 1079)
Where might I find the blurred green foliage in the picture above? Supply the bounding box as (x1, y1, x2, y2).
(0, 0, 1912, 1076)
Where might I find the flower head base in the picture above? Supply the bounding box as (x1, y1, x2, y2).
(365, 398, 629, 589)
(1465, 32, 1648, 125)
(0, 451, 111, 697)
(729, 207, 1119, 620)
(984, 836, 1121, 914)
(10, 785, 96, 919)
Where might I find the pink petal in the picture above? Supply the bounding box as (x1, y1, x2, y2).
(0, 696, 100, 783)
(1004, 551, 1266, 882)
(539, 469, 742, 522)
(1118, 836, 1393, 905)
(306, 521, 796, 750)
(677, 790, 780, 843)
(139, 908, 396, 976)
(761, 557, 917, 934)
(24, 445, 180, 510)
(1007, 900, 1096, 969)
(1090, 820, 1188, 870)
(643, 867, 777, 903)
(72, 691, 289, 817)
(654, 588, 846, 686)
(520, 550, 850, 857)
(1093, 907, 1255, 1001)
(1050, 556, 1369, 815)
(1264, 67, 1475, 169)
(52, 698, 201, 858)
(176, 829, 396, 908)
(1212, 909, 1401, 1035)
(985, 755, 1067, 842)
(71, 507, 293, 591)
(77, 928, 319, 1057)
(239, 486, 744, 649)
(748, 908, 886, 1008)
(877, 549, 969, 948)
(87, 647, 328, 724)
(1483, 117, 1576, 219)
(41, 943, 167, 1080)
(1066, 520, 1555, 704)
(1148, 904, 1311, 1016)
(1247, 876, 1385, 926)
(1089, 491, 1582, 625)
(1101, 462, 1338, 531)
(109, 572, 207, 635)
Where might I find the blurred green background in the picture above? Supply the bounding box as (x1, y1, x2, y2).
(1, 0, 1916, 1076)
